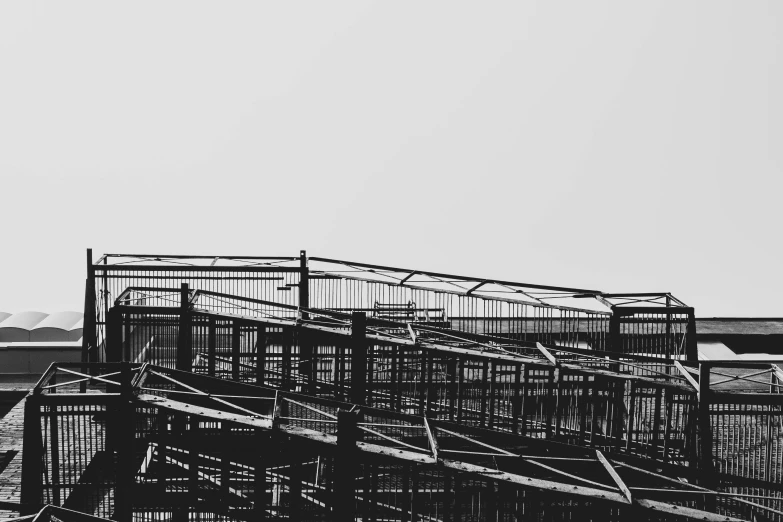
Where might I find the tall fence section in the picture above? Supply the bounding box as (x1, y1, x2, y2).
(14, 250, 783, 521)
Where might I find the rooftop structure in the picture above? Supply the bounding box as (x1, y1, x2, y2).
(1, 250, 780, 521)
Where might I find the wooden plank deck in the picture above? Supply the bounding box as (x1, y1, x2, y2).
(0, 390, 28, 519)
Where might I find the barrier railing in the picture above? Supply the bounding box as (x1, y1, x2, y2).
(21, 363, 754, 522)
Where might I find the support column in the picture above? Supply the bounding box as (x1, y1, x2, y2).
(608, 307, 621, 355)
(686, 310, 698, 362)
(115, 363, 135, 522)
(106, 307, 122, 364)
(208, 316, 216, 377)
(232, 319, 241, 381)
(335, 410, 360, 521)
(351, 312, 367, 406)
(83, 248, 97, 364)
(298, 251, 314, 392)
(256, 325, 266, 386)
(699, 363, 715, 490)
(20, 395, 43, 515)
(177, 283, 192, 372)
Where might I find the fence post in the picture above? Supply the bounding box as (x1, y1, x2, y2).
(20, 395, 42, 515)
(608, 307, 621, 355)
(83, 250, 98, 371)
(299, 250, 309, 311)
(298, 251, 315, 393)
(106, 307, 122, 364)
(115, 362, 135, 522)
(256, 325, 266, 386)
(208, 316, 216, 377)
(232, 319, 241, 381)
(686, 309, 698, 362)
(698, 362, 715, 495)
(177, 283, 192, 372)
(351, 312, 367, 405)
(335, 410, 360, 521)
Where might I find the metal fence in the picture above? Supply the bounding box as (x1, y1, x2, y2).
(21, 363, 754, 522)
(84, 252, 696, 366)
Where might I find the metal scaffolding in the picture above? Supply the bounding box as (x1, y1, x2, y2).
(10, 250, 781, 521)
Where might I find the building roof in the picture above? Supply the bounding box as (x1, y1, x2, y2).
(30, 311, 83, 332)
(0, 312, 84, 343)
(0, 311, 48, 330)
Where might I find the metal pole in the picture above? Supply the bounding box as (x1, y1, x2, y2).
(177, 283, 191, 372)
(335, 410, 359, 521)
(351, 312, 367, 406)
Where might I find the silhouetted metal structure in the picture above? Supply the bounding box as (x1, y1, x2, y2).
(83, 251, 697, 364)
(12, 250, 783, 521)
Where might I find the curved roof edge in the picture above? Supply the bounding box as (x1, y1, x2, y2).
(0, 311, 49, 330)
(31, 311, 83, 331)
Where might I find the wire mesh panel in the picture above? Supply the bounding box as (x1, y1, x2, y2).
(310, 275, 613, 350)
(89, 257, 302, 364)
(613, 310, 695, 360)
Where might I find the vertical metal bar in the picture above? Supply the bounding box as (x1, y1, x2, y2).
(609, 308, 621, 355)
(20, 396, 43, 514)
(123, 311, 131, 362)
(189, 417, 199, 513)
(520, 365, 529, 437)
(545, 368, 555, 439)
(410, 466, 419, 522)
(488, 361, 496, 429)
(232, 319, 241, 381)
(255, 429, 266, 520)
(426, 351, 434, 417)
(177, 283, 191, 372)
(447, 358, 457, 423)
(625, 381, 637, 453)
(256, 325, 266, 386)
(289, 460, 302, 521)
(299, 250, 309, 311)
(402, 464, 411, 522)
(651, 387, 663, 459)
(115, 363, 135, 522)
(662, 389, 673, 463)
(686, 310, 698, 362)
(106, 307, 121, 363)
(158, 409, 168, 495)
(221, 422, 231, 501)
(335, 410, 359, 522)
(392, 345, 400, 412)
(590, 376, 600, 447)
(456, 358, 465, 423)
(579, 375, 589, 444)
(101, 257, 109, 364)
(512, 363, 522, 433)
(554, 369, 563, 440)
(208, 316, 216, 377)
(83, 249, 97, 365)
(418, 350, 427, 417)
(699, 363, 714, 491)
(282, 328, 292, 391)
(351, 312, 368, 405)
(50, 405, 60, 505)
(480, 359, 489, 428)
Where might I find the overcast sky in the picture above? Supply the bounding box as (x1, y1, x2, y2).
(0, 1, 780, 317)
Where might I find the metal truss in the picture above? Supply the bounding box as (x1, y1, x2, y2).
(21, 363, 765, 522)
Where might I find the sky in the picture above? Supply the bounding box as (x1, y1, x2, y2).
(0, 1, 780, 317)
